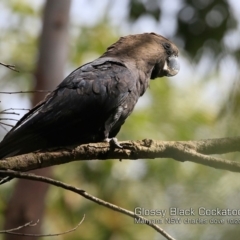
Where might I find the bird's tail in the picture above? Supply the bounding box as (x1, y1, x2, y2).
(0, 132, 42, 184)
(0, 136, 25, 160)
(0, 128, 47, 160)
(0, 137, 20, 184)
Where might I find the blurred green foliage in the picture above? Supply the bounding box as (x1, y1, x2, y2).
(1, 0, 240, 240)
(129, 0, 161, 22)
(176, 0, 236, 58)
(128, 0, 238, 59)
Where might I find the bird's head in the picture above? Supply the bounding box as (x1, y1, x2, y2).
(102, 32, 180, 79)
(148, 33, 179, 79)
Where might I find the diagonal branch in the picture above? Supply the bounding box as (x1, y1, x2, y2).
(0, 137, 240, 174)
(0, 170, 176, 240)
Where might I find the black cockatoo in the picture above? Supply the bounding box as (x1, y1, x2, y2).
(0, 33, 179, 160)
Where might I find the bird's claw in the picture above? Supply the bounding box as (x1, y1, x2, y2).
(104, 137, 123, 148)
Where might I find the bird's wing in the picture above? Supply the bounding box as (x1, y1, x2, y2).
(0, 58, 136, 158)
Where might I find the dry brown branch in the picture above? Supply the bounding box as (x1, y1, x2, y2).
(0, 137, 240, 175)
(0, 215, 85, 237)
(0, 170, 176, 240)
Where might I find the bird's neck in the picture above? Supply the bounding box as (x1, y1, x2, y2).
(100, 53, 155, 97)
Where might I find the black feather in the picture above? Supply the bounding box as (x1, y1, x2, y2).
(0, 33, 179, 160)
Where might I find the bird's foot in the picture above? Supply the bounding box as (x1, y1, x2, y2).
(104, 137, 123, 148)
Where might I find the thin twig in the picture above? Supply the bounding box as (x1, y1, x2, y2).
(0, 112, 20, 115)
(1, 108, 30, 111)
(0, 118, 18, 121)
(0, 171, 176, 240)
(0, 90, 50, 94)
(0, 62, 19, 72)
(0, 214, 85, 237)
(0, 122, 14, 127)
(0, 123, 8, 131)
(0, 108, 30, 115)
(0, 220, 39, 233)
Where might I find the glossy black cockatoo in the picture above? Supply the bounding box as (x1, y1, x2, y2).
(0, 33, 179, 160)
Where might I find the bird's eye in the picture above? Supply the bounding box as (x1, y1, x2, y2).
(163, 43, 171, 49)
(163, 43, 173, 56)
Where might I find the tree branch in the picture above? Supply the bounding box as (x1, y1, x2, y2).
(1, 137, 239, 239)
(0, 220, 39, 233)
(0, 90, 50, 94)
(0, 137, 240, 174)
(0, 62, 19, 72)
(0, 216, 85, 237)
(0, 170, 176, 240)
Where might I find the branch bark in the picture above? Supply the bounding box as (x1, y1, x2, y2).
(1, 137, 240, 174)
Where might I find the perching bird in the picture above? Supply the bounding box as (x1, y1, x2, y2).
(0, 33, 179, 160)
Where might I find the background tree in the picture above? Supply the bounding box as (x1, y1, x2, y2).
(1, 0, 71, 239)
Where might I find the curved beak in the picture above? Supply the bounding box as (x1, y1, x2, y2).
(163, 56, 180, 77)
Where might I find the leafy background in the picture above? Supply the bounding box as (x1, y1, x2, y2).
(1, 0, 240, 239)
